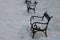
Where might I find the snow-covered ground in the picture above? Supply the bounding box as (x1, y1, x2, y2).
(0, 0, 60, 40)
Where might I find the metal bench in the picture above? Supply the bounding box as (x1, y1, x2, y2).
(27, 0, 38, 13)
(30, 11, 53, 38)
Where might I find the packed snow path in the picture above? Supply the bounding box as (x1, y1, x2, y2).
(0, 0, 60, 40)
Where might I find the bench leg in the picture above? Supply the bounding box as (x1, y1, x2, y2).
(44, 31, 47, 37)
(27, 8, 29, 13)
(34, 9, 36, 13)
(25, 0, 27, 4)
(32, 31, 36, 39)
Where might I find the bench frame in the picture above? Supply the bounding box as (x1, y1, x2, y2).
(27, 0, 38, 13)
(30, 11, 53, 38)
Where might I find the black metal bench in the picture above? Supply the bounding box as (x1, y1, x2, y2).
(27, 0, 38, 13)
(30, 11, 53, 38)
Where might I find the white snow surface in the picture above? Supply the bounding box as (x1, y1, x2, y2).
(0, 0, 60, 40)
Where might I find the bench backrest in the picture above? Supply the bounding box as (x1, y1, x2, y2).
(42, 11, 53, 23)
